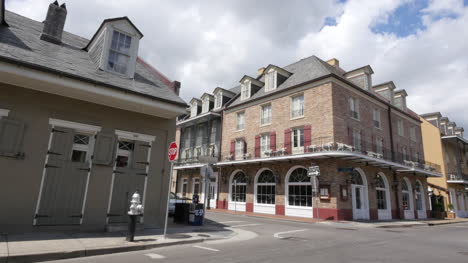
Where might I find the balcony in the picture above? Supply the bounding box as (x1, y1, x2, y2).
(447, 171, 468, 184)
(175, 144, 219, 169)
(218, 136, 441, 177)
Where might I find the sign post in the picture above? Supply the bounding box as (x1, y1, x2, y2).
(308, 165, 320, 220)
(163, 142, 178, 239)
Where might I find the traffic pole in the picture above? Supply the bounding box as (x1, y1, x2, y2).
(163, 162, 173, 239)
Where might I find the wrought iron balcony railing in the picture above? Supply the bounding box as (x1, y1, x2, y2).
(176, 144, 219, 165)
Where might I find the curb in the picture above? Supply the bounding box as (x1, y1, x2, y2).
(5, 237, 218, 263)
(376, 224, 424, 228)
(427, 220, 468, 226)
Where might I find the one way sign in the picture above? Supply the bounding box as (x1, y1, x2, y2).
(308, 166, 320, 177)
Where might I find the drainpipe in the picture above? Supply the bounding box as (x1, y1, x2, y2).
(388, 105, 401, 218)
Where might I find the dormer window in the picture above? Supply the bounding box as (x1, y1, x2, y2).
(107, 30, 132, 75)
(191, 102, 198, 118)
(202, 97, 210, 113)
(264, 70, 277, 92)
(241, 81, 251, 100)
(215, 92, 223, 109)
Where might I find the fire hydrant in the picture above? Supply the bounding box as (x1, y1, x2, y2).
(126, 191, 144, 242)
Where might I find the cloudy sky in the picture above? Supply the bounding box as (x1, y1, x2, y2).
(7, 0, 468, 129)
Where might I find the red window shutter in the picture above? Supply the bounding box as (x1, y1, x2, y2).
(255, 135, 260, 158)
(270, 131, 276, 152)
(284, 128, 291, 154)
(304, 125, 311, 151)
(230, 140, 235, 158)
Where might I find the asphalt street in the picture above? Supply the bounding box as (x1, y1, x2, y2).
(47, 212, 468, 263)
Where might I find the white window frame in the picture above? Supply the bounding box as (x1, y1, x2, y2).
(202, 97, 210, 113)
(260, 104, 272, 126)
(291, 94, 304, 119)
(397, 120, 404, 137)
(373, 108, 381, 129)
(291, 128, 304, 154)
(241, 81, 251, 100)
(181, 178, 188, 197)
(192, 178, 201, 195)
(350, 98, 360, 120)
(214, 92, 223, 109)
(402, 146, 408, 161)
(376, 137, 383, 155)
(107, 30, 133, 75)
(116, 139, 134, 168)
(260, 133, 270, 157)
(264, 69, 277, 92)
(191, 102, 198, 118)
(353, 129, 361, 151)
(71, 134, 93, 163)
(236, 111, 245, 131)
(410, 127, 416, 142)
(235, 139, 244, 160)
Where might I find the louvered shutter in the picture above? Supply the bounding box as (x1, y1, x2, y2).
(0, 117, 25, 157)
(243, 139, 247, 154)
(270, 131, 276, 152)
(48, 126, 74, 161)
(284, 129, 291, 154)
(255, 135, 260, 158)
(303, 125, 311, 151)
(132, 141, 150, 170)
(93, 133, 117, 165)
(230, 140, 235, 159)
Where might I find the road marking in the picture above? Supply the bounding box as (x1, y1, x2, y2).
(273, 229, 308, 239)
(145, 253, 166, 259)
(230, 223, 261, 228)
(219, 220, 244, 224)
(193, 245, 220, 252)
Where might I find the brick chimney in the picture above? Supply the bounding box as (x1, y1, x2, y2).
(40, 1, 67, 44)
(1, 0, 8, 26)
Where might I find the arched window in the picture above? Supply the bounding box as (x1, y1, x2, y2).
(287, 168, 312, 207)
(402, 179, 411, 210)
(415, 181, 423, 211)
(375, 174, 387, 210)
(351, 170, 363, 185)
(231, 172, 247, 202)
(256, 170, 276, 204)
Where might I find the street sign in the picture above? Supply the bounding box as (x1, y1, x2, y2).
(308, 165, 320, 177)
(168, 142, 178, 162)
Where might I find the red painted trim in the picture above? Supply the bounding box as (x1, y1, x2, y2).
(246, 202, 254, 212)
(217, 200, 228, 209)
(275, 205, 285, 215)
(369, 209, 378, 220)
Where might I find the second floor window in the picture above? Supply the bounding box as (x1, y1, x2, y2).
(397, 120, 404, 137)
(291, 95, 304, 119)
(410, 127, 416, 141)
(373, 109, 381, 128)
(376, 137, 383, 155)
(235, 139, 244, 159)
(261, 104, 272, 125)
(260, 134, 270, 157)
(349, 98, 360, 120)
(107, 31, 132, 75)
(241, 81, 251, 100)
(236, 112, 245, 131)
(291, 128, 304, 153)
(352, 129, 361, 151)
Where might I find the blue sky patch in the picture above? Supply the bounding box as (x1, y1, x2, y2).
(324, 17, 337, 26)
(371, 0, 428, 37)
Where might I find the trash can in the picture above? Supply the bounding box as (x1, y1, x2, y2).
(174, 203, 190, 223)
(189, 203, 204, 226)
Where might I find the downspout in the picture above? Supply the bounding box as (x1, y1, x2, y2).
(388, 105, 401, 218)
(216, 110, 224, 208)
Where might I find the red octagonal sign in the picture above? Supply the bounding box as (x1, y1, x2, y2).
(168, 142, 178, 162)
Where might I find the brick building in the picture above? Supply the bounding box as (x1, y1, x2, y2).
(215, 56, 441, 221)
(421, 113, 468, 218)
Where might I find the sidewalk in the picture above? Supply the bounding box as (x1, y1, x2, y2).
(0, 220, 235, 263)
(209, 208, 468, 228)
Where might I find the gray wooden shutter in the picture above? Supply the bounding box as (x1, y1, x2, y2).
(93, 132, 117, 165)
(0, 117, 25, 157)
(48, 126, 74, 161)
(132, 141, 150, 170)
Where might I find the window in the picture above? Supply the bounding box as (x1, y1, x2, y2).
(291, 95, 304, 119)
(196, 125, 203, 146)
(410, 127, 416, 141)
(193, 178, 200, 196)
(231, 172, 247, 202)
(107, 30, 132, 74)
(235, 139, 244, 160)
(373, 109, 381, 128)
(202, 97, 210, 113)
(376, 137, 383, 155)
(236, 112, 245, 131)
(349, 98, 360, 120)
(264, 70, 277, 92)
(291, 128, 304, 154)
(241, 81, 251, 100)
(397, 120, 404, 136)
(256, 170, 276, 204)
(401, 179, 411, 210)
(402, 147, 408, 161)
(191, 102, 198, 117)
(260, 134, 270, 157)
(116, 140, 134, 167)
(320, 185, 331, 200)
(287, 168, 312, 207)
(352, 129, 361, 151)
(261, 104, 272, 125)
(71, 134, 91, 162)
(215, 92, 223, 109)
(415, 181, 423, 211)
(182, 178, 188, 197)
(375, 175, 387, 210)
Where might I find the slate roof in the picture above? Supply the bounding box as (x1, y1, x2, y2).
(229, 55, 344, 107)
(0, 11, 186, 106)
